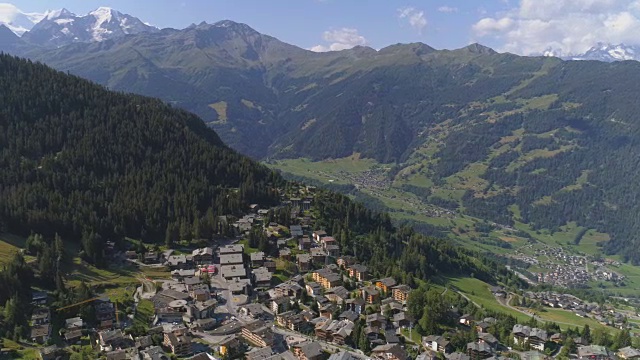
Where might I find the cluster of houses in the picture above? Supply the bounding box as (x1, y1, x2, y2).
(523, 291, 628, 329)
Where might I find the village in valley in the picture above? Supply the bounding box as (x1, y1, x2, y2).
(11, 186, 640, 360)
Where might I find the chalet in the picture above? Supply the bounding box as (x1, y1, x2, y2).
(325, 286, 350, 304)
(220, 265, 247, 281)
(345, 297, 366, 314)
(240, 303, 268, 319)
(392, 285, 411, 303)
(31, 307, 51, 326)
(348, 264, 369, 281)
(172, 269, 196, 281)
(512, 325, 548, 351)
(106, 350, 126, 360)
(299, 236, 312, 251)
(423, 335, 453, 354)
(290, 225, 304, 238)
(393, 312, 412, 329)
(190, 318, 216, 331)
(270, 297, 290, 315)
(362, 285, 380, 304)
(280, 248, 292, 260)
(618, 347, 640, 360)
(275, 280, 303, 298)
(382, 301, 404, 316)
(140, 346, 167, 360)
(313, 230, 327, 243)
(459, 314, 475, 327)
(246, 347, 274, 360)
(164, 331, 192, 357)
(218, 335, 240, 357)
(329, 352, 358, 360)
(477, 333, 499, 350)
(326, 244, 340, 257)
(220, 253, 244, 266)
(125, 250, 137, 259)
(321, 236, 337, 249)
(315, 319, 354, 345)
(475, 322, 491, 334)
(375, 278, 397, 293)
(313, 268, 342, 289)
(292, 341, 324, 360)
(339, 310, 359, 323)
(166, 254, 193, 269)
(337, 256, 357, 268)
(306, 282, 323, 297)
(264, 260, 276, 273)
(311, 248, 327, 265)
(371, 344, 408, 360)
(253, 267, 272, 288)
(467, 342, 494, 360)
(578, 345, 612, 360)
(219, 244, 244, 255)
(135, 335, 153, 349)
(385, 330, 400, 344)
(31, 324, 51, 344)
(251, 252, 266, 268)
(242, 320, 274, 347)
(448, 353, 471, 360)
(366, 313, 387, 329)
(31, 291, 48, 306)
(144, 251, 160, 264)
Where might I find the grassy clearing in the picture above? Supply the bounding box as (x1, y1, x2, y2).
(209, 101, 228, 123)
(0, 233, 26, 266)
(2, 338, 40, 359)
(134, 299, 155, 330)
(238, 239, 260, 254)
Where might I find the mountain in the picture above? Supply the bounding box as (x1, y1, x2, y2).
(21, 7, 158, 47)
(0, 53, 280, 265)
(0, 3, 48, 35)
(570, 43, 640, 62)
(7, 20, 640, 262)
(0, 24, 20, 51)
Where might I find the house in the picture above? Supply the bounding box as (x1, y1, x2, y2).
(240, 303, 268, 319)
(30, 324, 51, 344)
(313, 230, 327, 243)
(106, 349, 127, 360)
(220, 265, 247, 281)
(219, 244, 244, 255)
(521, 351, 551, 360)
(164, 331, 192, 357)
(270, 297, 290, 315)
(166, 254, 193, 269)
(242, 320, 274, 347)
(348, 264, 369, 281)
(135, 335, 153, 349)
(218, 335, 240, 357)
(392, 285, 411, 303)
(313, 268, 342, 289)
(475, 322, 491, 334)
(448, 353, 471, 360)
(298, 254, 313, 272)
(311, 248, 327, 265)
(64, 328, 83, 344)
(253, 267, 273, 288)
(337, 256, 357, 268)
(251, 252, 265, 268)
(345, 297, 365, 314)
(38, 346, 58, 360)
(31, 291, 48, 306)
(280, 248, 292, 260)
(246, 346, 274, 360)
(190, 318, 216, 331)
(477, 333, 499, 350)
(306, 282, 323, 297)
(423, 335, 453, 354)
(467, 342, 494, 360)
(329, 352, 358, 360)
(140, 346, 169, 360)
(375, 278, 397, 293)
(299, 237, 312, 251)
(339, 310, 359, 323)
(578, 345, 612, 360)
(361, 286, 380, 304)
(290, 225, 304, 238)
(371, 344, 408, 360)
(366, 313, 387, 329)
(321, 236, 337, 249)
(618, 347, 640, 360)
(385, 329, 400, 344)
(459, 314, 475, 326)
(31, 307, 51, 326)
(292, 341, 324, 360)
(97, 329, 128, 352)
(393, 312, 413, 329)
(512, 325, 548, 351)
(264, 261, 276, 273)
(325, 286, 350, 304)
(326, 244, 340, 257)
(172, 269, 197, 281)
(144, 251, 161, 264)
(315, 319, 355, 345)
(275, 280, 303, 298)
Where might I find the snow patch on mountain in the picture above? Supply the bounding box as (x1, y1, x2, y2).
(0, 3, 51, 35)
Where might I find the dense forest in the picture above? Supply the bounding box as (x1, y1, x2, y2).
(0, 54, 281, 265)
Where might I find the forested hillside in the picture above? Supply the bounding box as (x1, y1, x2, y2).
(0, 54, 281, 265)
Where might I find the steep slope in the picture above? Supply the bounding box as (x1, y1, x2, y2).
(0, 24, 20, 51)
(0, 54, 280, 265)
(22, 7, 158, 47)
(570, 43, 640, 62)
(0, 3, 48, 35)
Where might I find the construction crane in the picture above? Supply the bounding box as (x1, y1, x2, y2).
(56, 296, 104, 312)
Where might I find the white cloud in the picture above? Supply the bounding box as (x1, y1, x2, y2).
(472, 0, 640, 56)
(309, 27, 367, 52)
(398, 7, 427, 33)
(438, 6, 458, 13)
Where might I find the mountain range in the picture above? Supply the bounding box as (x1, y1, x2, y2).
(4, 9, 640, 262)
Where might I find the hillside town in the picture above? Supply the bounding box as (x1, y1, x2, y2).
(6, 189, 639, 360)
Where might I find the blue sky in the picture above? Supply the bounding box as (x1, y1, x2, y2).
(6, 0, 640, 56)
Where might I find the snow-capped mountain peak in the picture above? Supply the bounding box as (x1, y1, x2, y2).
(0, 3, 50, 36)
(571, 43, 640, 62)
(22, 5, 159, 47)
(44, 8, 75, 21)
